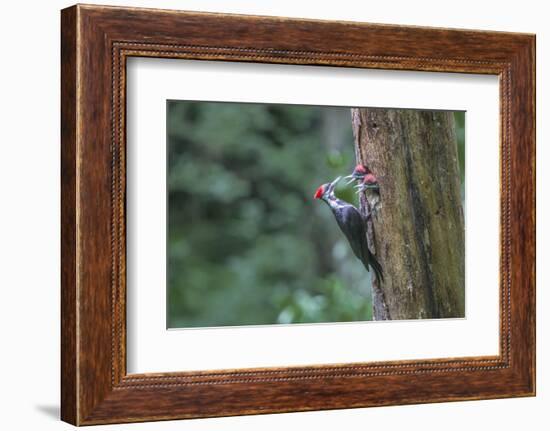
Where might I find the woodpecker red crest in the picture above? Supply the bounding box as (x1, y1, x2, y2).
(364, 173, 377, 185)
(345, 164, 373, 185)
(352, 164, 368, 176)
(313, 185, 325, 199)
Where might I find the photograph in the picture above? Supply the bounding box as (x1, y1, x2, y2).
(167, 100, 466, 328)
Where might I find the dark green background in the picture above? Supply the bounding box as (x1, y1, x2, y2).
(167, 101, 465, 328)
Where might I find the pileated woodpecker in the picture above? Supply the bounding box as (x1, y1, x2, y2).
(356, 172, 379, 193)
(314, 176, 384, 282)
(345, 164, 379, 192)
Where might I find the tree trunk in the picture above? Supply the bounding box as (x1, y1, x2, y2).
(351, 108, 465, 320)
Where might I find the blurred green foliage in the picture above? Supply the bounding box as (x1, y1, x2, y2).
(167, 101, 465, 328)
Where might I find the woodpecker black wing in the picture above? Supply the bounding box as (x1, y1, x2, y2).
(331, 200, 384, 282)
(332, 204, 368, 263)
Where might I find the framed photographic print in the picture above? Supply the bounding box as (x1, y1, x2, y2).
(61, 4, 535, 425)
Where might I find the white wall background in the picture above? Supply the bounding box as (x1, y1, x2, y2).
(0, 0, 546, 429)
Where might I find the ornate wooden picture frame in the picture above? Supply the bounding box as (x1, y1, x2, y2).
(61, 4, 535, 425)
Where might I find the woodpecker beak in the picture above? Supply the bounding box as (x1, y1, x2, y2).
(344, 174, 356, 185)
(344, 173, 365, 185)
(327, 176, 342, 194)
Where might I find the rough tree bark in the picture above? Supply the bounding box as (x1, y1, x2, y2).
(351, 108, 465, 320)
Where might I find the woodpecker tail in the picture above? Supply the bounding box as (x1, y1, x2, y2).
(368, 251, 384, 283)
